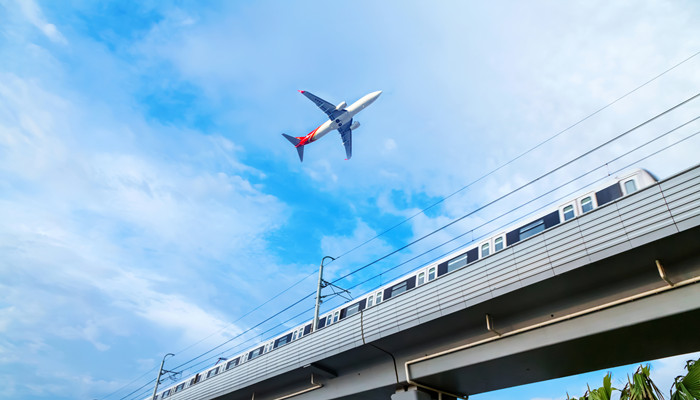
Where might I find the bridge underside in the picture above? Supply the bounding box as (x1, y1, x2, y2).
(394, 226, 700, 398)
(410, 274, 700, 397)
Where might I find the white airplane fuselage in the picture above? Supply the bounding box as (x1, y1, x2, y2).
(282, 89, 382, 161)
(306, 90, 382, 143)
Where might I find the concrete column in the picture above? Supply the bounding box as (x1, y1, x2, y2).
(391, 386, 432, 400)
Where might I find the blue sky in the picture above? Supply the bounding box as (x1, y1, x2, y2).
(1, 1, 699, 399)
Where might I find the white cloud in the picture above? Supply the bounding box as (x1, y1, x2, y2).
(0, 54, 290, 397)
(384, 138, 397, 152)
(13, 0, 68, 44)
(650, 351, 700, 396)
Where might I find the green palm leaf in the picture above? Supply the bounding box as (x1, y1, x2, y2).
(670, 359, 700, 400)
(620, 365, 664, 400)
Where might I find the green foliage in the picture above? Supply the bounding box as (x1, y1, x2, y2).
(590, 373, 616, 400)
(620, 364, 665, 400)
(567, 359, 700, 400)
(670, 359, 700, 400)
(568, 373, 617, 400)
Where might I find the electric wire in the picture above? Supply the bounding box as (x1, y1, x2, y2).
(118, 377, 156, 400)
(332, 50, 700, 262)
(168, 291, 315, 372)
(122, 306, 319, 400)
(101, 367, 157, 400)
(171, 269, 316, 356)
(329, 92, 700, 285)
(99, 270, 317, 400)
(337, 121, 700, 296)
(175, 305, 316, 378)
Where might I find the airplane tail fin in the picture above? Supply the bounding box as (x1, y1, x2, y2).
(282, 133, 304, 162)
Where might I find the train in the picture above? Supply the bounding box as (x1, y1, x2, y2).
(148, 168, 657, 399)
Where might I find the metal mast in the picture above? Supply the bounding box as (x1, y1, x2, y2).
(151, 353, 174, 400)
(312, 256, 335, 332)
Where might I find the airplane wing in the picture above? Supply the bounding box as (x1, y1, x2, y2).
(338, 122, 352, 160)
(298, 90, 337, 118)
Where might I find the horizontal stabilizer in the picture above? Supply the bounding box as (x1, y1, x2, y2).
(282, 133, 301, 146)
(282, 133, 304, 162)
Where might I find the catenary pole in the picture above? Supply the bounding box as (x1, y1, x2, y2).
(151, 353, 174, 400)
(312, 256, 335, 332)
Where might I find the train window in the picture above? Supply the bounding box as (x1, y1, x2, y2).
(367, 296, 374, 307)
(519, 219, 545, 240)
(162, 390, 171, 398)
(277, 334, 291, 347)
(581, 197, 593, 213)
(207, 367, 220, 378)
(376, 291, 383, 304)
(333, 311, 340, 323)
(624, 179, 637, 195)
(481, 243, 490, 257)
(226, 358, 239, 370)
(428, 267, 436, 281)
(391, 280, 409, 296)
(249, 347, 264, 360)
(292, 331, 297, 341)
(174, 383, 186, 393)
(563, 205, 575, 221)
(298, 328, 304, 338)
(447, 254, 467, 272)
(346, 302, 361, 317)
(417, 272, 425, 285)
(326, 315, 333, 326)
(494, 237, 504, 252)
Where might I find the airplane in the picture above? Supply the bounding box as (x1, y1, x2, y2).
(282, 90, 382, 161)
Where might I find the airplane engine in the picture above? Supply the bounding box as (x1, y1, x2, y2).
(350, 121, 360, 131)
(335, 101, 347, 110)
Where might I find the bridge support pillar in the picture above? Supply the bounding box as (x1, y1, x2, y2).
(391, 386, 433, 400)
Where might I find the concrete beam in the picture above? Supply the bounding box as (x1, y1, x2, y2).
(407, 281, 700, 396)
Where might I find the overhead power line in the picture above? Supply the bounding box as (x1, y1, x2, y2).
(334, 118, 700, 296)
(101, 367, 157, 400)
(329, 93, 700, 285)
(168, 292, 315, 372)
(332, 50, 700, 262)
